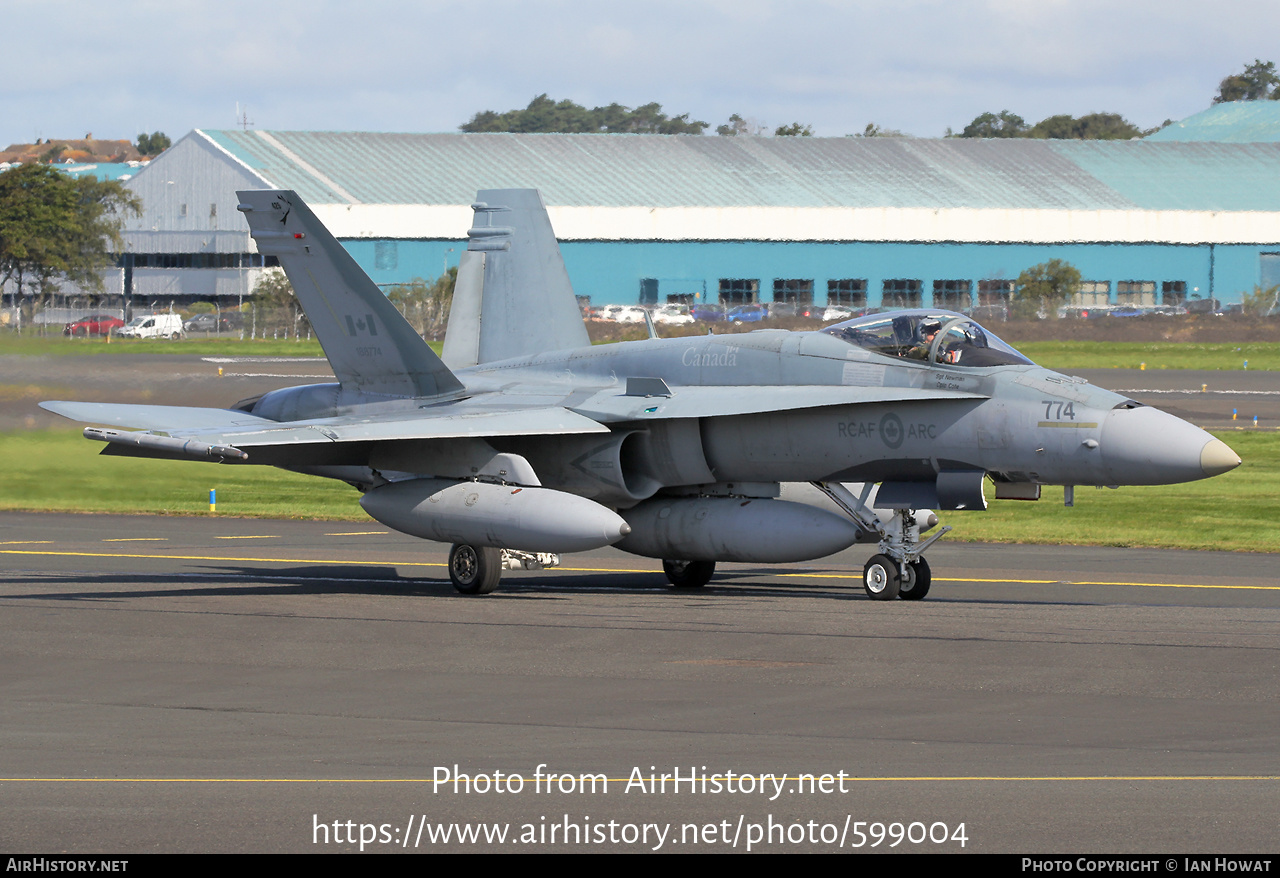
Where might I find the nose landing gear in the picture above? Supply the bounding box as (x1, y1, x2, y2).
(813, 481, 947, 602)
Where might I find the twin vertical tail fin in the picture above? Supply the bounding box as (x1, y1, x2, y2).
(442, 189, 589, 368)
(236, 190, 464, 399)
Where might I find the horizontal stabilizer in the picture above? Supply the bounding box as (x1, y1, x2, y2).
(40, 401, 275, 432)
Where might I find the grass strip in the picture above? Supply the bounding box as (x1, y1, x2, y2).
(994, 341, 1278, 372)
(0, 335, 327, 357)
(5, 335, 1279, 371)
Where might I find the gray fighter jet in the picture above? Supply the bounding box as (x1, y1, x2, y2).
(42, 189, 1241, 600)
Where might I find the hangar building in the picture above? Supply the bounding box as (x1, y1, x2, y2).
(118, 127, 1280, 311)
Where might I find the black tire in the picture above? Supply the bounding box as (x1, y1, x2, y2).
(170, 331, 182, 340)
(449, 544, 502, 594)
(862, 554, 901, 601)
(898, 557, 931, 600)
(663, 559, 715, 588)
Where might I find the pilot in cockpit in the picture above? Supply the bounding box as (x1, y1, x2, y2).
(904, 317, 961, 364)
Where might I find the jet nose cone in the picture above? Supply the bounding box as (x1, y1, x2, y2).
(1200, 438, 1241, 477)
(1101, 407, 1237, 485)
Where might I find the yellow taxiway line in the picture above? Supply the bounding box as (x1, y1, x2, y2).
(0, 547, 1276, 590)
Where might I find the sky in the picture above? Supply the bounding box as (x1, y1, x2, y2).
(4, 0, 1278, 149)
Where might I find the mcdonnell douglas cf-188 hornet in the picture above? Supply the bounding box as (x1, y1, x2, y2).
(43, 189, 1241, 600)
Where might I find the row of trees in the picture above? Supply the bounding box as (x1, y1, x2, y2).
(958, 111, 1156, 140)
(1214, 60, 1280, 103)
(464, 60, 1277, 140)
(461, 95, 708, 134)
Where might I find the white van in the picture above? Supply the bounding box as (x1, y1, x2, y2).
(117, 314, 185, 339)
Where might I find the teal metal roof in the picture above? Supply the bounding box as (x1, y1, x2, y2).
(1146, 102, 1280, 143)
(201, 130, 1280, 213)
(57, 162, 145, 182)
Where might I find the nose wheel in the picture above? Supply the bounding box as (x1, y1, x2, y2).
(862, 555, 931, 600)
(862, 554, 901, 600)
(897, 557, 931, 600)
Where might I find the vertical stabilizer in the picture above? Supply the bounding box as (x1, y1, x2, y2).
(442, 189, 589, 368)
(237, 190, 464, 399)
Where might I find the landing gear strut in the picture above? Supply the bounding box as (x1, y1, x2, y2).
(812, 482, 949, 602)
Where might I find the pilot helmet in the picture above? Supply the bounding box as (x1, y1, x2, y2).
(919, 318, 942, 336)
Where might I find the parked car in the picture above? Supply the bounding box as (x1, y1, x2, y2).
(117, 314, 185, 339)
(63, 314, 124, 336)
(690, 304, 726, 322)
(597, 305, 648, 324)
(766, 302, 817, 319)
(652, 304, 694, 325)
(183, 313, 241, 332)
(725, 304, 766, 324)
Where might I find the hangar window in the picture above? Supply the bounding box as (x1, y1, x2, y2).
(1116, 280, 1156, 307)
(718, 278, 759, 305)
(933, 279, 972, 311)
(1075, 281, 1110, 307)
(773, 279, 814, 304)
(882, 279, 922, 310)
(374, 241, 399, 271)
(828, 279, 867, 307)
(977, 280, 1013, 305)
(639, 278, 659, 305)
(1162, 281, 1187, 307)
(975, 280, 1012, 321)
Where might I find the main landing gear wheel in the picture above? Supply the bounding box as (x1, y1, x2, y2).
(898, 557, 931, 600)
(663, 559, 716, 588)
(449, 543, 502, 595)
(862, 554, 901, 601)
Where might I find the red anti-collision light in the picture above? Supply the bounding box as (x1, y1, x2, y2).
(294, 233, 305, 239)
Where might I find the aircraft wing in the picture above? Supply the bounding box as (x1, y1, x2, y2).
(42, 397, 611, 463)
(45, 385, 984, 461)
(570, 384, 988, 423)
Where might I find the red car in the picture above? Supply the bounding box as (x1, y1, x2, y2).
(63, 314, 125, 336)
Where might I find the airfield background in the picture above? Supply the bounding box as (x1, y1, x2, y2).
(100, 105, 1280, 313)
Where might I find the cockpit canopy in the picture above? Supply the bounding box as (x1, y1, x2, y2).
(821, 310, 1033, 368)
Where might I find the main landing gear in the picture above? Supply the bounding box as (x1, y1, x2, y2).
(811, 481, 948, 602)
(662, 559, 716, 588)
(447, 545, 561, 595)
(448, 544, 502, 594)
